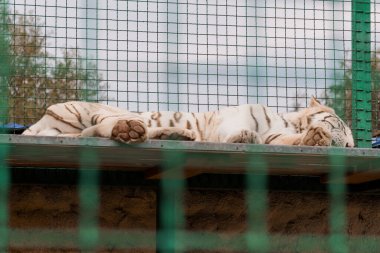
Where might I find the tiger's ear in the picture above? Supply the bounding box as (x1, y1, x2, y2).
(309, 96, 321, 107)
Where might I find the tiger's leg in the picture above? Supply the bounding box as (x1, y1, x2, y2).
(264, 133, 303, 145)
(31, 128, 65, 136)
(23, 127, 82, 138)
(223, 129, 263, 144)
(22, 115, 82, 136)
(148, 127, 196, 141)
(81, 116, 148, 143)
(264, 127, 332, 146)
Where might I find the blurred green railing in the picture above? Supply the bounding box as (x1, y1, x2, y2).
(0, 135, 380, 251)
(0, 0, 378, 252)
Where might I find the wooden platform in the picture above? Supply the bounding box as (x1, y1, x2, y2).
(2, 135, 380, 184)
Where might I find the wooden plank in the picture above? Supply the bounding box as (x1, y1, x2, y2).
(145, 167, 202, 179)
(344, 172, 380, 184)
(2, 135, 380, 183)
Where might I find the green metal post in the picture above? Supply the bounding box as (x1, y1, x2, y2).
(79, 147, 99, 252)
(0, 1, 10, 251)
(351, 0, 372, 148)
(158, 149, 185, 253)
(328, 149, 348, 253)
(246, 147, 269, 253)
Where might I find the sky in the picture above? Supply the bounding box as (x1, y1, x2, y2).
(10, 0, 373, 113)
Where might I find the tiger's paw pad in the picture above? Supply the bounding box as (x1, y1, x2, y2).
(302, 127, 332, 146)
(111, 119, 147, 143)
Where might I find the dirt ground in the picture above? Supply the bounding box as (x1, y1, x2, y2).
(8, 185, 380, 252)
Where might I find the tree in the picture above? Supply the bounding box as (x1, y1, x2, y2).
(0, 5, 11, 129)
(7, 14, 103, 125)
(326, 52, 380, 136)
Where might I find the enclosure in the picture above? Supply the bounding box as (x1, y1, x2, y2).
(0, 0, 379, 252)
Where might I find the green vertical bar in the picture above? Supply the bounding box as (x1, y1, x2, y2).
(79, 146, 99, 252)
(79, 0, 100, 250)
(351, 0, 372, 148)
(158, 149, 185, 253)
(0, 1, 10, 252)
(246, 147, 269, 253)
(0, 146, 9, 253)
(328, 149, 348, 253)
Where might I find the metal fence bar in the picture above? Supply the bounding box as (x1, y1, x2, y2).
(79, 146, 100, 251)
(351, 0, 372, 148)
(246, 148, 269, 253)
(0, 147, 9, 252)
(158, 148, 186, 253)
(0, 1, 10, 251)
(328, 149, 348, 253)
(78, 1, 100, 250)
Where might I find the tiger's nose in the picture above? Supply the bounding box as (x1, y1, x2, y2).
(346, 143, 354, 148)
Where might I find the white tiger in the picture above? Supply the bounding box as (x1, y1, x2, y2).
(22, 97, 354, 147)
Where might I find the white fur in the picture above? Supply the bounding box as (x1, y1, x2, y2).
(22, 97, 354, 147)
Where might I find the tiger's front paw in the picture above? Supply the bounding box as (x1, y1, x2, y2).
(301, 127, 332, 146)
(111, 119, 147, 143)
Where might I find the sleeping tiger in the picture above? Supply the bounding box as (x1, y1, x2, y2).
(22, 97, 354, 147)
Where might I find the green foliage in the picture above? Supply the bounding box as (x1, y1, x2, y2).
(7, 14, 103, 125)
(0, 2, 10, 128)
(327, 53, 380, 135)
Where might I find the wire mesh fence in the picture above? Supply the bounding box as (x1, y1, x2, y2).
(0, 0, 378, 252)
(0, 0, 374, 145)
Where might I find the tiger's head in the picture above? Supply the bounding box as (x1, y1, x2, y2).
(304, 96, 354, 148)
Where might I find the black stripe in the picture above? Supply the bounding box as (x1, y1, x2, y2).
(192, 113, 203, 140)
(174, 112, 182, 123)
(291, 122, 300, 133)
(64, 104, 86, 128)
(250, 106, 259, 132)
(91, 114, 98, 125)
(323, 115, 334, 120)
(53, 127, 62, 133)
(151, 112, 162, 127)
(208, 111, 215, 125)
(322, 119, 337, 129)
(64, 104, 78, 118)
(46, 110, 82, 130)
(186, 120, 192, 130)
(71, 104, 87, 128)
(262, 106, 271, 128)
(265, 133, 282, 144)
(94, 115, 101, 124)
(322, 115, 339, 129)
(339, 119, 347, 135)
(309, 111, 326, 118)
(280, 116, 288, 127)
(151, 112, 161, 120)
